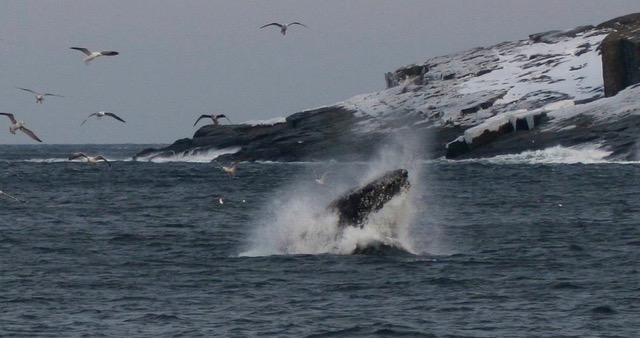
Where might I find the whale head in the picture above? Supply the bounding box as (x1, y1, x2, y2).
(327, 169, 410, 228)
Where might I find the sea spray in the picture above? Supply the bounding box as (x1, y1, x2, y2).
(240, 186, 341, 256)
(240, 132, 430, 256)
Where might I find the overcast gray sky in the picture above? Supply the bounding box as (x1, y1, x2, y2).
(1, 1, 638, 144)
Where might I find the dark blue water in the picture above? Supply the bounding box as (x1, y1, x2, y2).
(1, 145, 638, 337)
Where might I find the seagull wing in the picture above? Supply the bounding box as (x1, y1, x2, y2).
(0, 112, 17, 124)
(0, 190, 23, 202)
(289, 22, 308, 28)
(260, 22, 284, 29)
(99, 51, 119, 56)
(70, 47, 92, 56)
(18, 87, 37, 95)
(81, 113, 97, 126)
(320, 171, 331, 180)
(68, 152, 87, 161)
(193, 114, 210, 126)
(43, 93, 64, 98)
(95, 156, 111, 166)
(216, 114, 232, 124)
(19, 126, 43, 143)
(105, 112, 126, 123)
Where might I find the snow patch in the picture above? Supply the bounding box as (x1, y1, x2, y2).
(335, 27, 610, 136)
(242, 117, 286, 126)
(457, 32, 607, 105)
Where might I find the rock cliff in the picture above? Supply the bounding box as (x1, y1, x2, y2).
(598, 13, 640, 97)
(136, 13, 640, 163)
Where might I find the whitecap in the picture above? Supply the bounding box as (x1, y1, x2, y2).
(136, 147, 240, 163)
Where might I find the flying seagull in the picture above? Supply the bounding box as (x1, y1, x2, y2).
(0, 189, 26, 203)
(221, 160, 240, 178)
(68, 152, 111, 166)
(0, 112, 43, 142)
(70, 47, 119, 65)
(193, 114, 231, 126)
(81, 111, 126, 126)
(313, 170, 332, 185)
(260, 22, 308, 35)
(17, 87, 64, 104)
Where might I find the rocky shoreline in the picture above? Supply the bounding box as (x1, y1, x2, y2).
(136, 13, 640, 163)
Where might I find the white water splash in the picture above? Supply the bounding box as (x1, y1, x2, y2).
(22, 156, 135, 163)
(478, 144, 612, 164)
(240, 134, 428, 257)
(239, 188, 417, 256)
(135, 147, 240, 163)
(23, 158, 69, 163)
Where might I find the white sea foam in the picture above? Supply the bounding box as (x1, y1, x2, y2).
(21, 156, 135, 163)
(23, 158, 69, 163)
(475, 144, 613, 165)
(136, 147, 240, 163)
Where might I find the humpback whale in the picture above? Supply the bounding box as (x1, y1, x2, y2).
(326, 169, 411, 254)
(242, 168, 412, 256)
(327, 169, 410, 229)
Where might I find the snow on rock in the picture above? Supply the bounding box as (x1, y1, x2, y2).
(545, 83, 640, 126)
(337, 23, 621, 159)
(340, 27, 609, 139)
(445, 109, 548, 155)
(242, 117, 287, 126)
(456, 31, 606, 105)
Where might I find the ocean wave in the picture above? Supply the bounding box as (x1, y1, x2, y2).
(6, 156, 135, 163)
(135, 147, 241, 163)
(22, 158, 70, 163)
(458, 144, 638, 165)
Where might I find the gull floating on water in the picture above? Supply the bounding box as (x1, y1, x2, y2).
(70, 47, 119, 65)
(81, 111, 126, 126)
(68, 152, 111, 166)
(0, 189, 26, 203)
(193, 114, 231, 126)
(0, 112, 43, 142)
(17, 87, 64, 104)
(260, 22, 308, 35)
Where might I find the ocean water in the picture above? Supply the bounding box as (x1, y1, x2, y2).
(1, 144, 638, 337)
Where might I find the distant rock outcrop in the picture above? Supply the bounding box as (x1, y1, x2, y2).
(136, 106, 405, 162)
(598, 13, 640, 97)
(446, 109, 549, 159)
(136, 13, 640, 163)
(385, 64, 429, 88)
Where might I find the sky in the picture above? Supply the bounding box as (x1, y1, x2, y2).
(1, 1, 639, 145)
